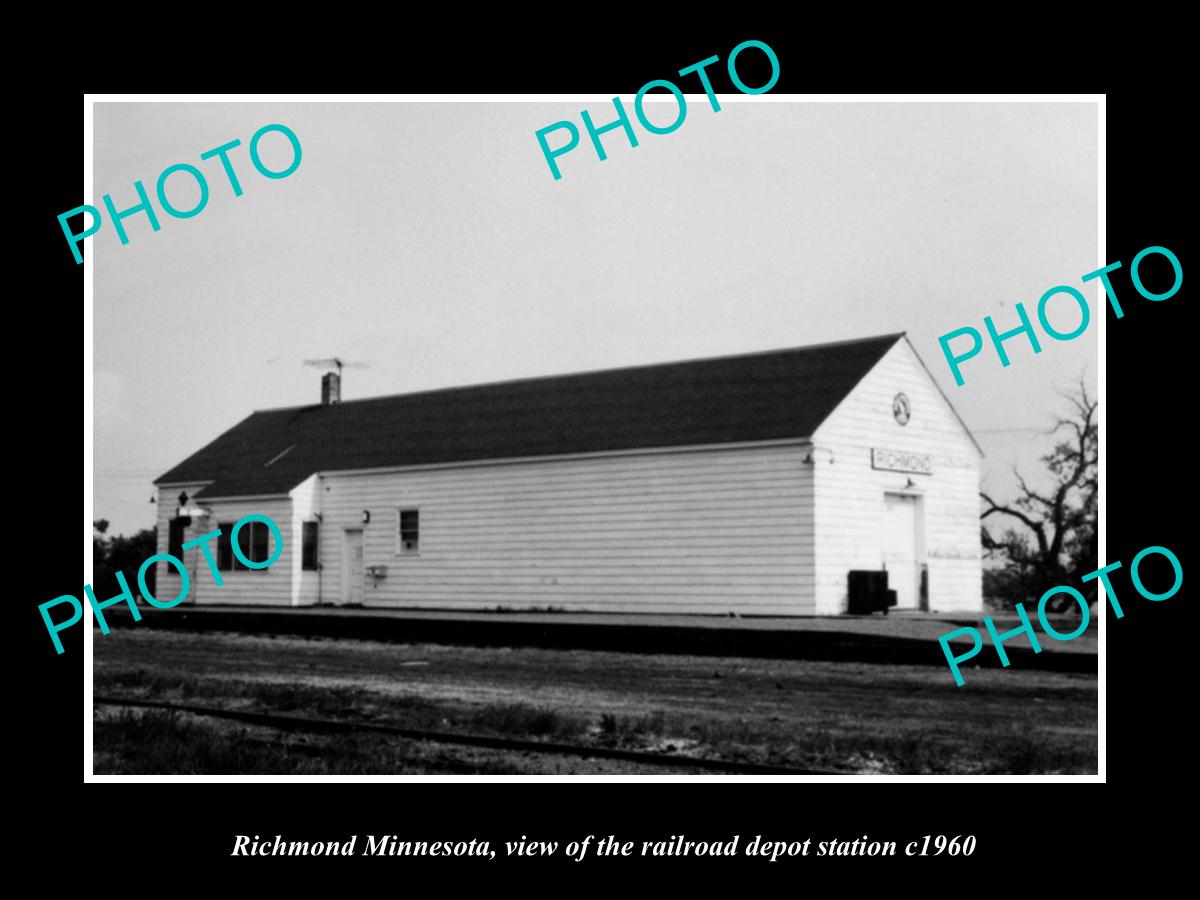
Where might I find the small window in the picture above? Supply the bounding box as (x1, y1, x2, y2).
(398, 509, 419, 554)
(302, 521, 319, 571)
(251, 521, 270, 564)
(166, 517, 187, 575)
(217, 522, 234, 571)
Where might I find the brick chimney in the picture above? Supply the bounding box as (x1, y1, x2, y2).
(321, 371, 341, 405)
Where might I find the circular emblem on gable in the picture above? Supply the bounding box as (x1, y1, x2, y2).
(893, 392, 911, 425)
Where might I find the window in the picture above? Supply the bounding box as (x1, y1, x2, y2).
(302, 521, 319, 570)
(230, 519, 272, 570)
(216, 523, 234, 571)
(166, 517, 187, 575)
(398, 508, 419, 554)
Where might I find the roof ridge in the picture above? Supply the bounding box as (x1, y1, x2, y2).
(251, 332, 907, 414)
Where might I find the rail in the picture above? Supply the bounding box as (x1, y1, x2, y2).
(94, 695, 844, 776)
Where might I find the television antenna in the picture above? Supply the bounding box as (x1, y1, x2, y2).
(302, 357, 372, 376)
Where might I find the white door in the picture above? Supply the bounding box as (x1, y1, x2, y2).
(883, 493, 919, 610)
(343, 529, 364, 605)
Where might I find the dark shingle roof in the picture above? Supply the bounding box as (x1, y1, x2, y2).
(155, 333, 904, 498)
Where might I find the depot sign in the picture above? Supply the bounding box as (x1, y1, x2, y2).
(871, 448, 933, 475)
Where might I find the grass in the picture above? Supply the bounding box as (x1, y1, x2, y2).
(598, 711, 666, 742)
(94, 630, 1097, 775)
(94, 708, 529, 775)
(102, 667, 584, 739)
(95, 703, 1078, 775)
(468, 703, 582, 738)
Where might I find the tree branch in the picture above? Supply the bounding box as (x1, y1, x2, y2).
(981, 491, 1049, 554)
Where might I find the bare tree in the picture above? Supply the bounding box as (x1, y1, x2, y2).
(981, 378, 1098, 611)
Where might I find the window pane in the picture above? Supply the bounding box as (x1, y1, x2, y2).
(166, 518, 186, 575)
(217, 523, 233, 571)
(235, 522, 252, 570)
(302, 521, 319, 571)
(400, 510, 418, 538)
(168, 517, 185, 558)
(252, 521, 270, 564)
(399, 509, 419, 552)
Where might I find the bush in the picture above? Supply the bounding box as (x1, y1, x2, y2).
(93, 521, 157, 600)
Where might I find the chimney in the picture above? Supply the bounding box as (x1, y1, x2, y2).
(321, 371, 341, 405)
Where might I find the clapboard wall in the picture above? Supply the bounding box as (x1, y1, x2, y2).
(153, 338, 984, 616)
(314, 442, 817, 615)
(152, 480, 209, 603)
(153, 486, 294, 606)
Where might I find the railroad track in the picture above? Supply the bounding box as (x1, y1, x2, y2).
(94, 695, 842, 775)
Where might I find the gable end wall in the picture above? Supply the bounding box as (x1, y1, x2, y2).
(812, 339, 983, 614)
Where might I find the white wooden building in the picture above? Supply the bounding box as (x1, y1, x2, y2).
(153, 334, 983, 615)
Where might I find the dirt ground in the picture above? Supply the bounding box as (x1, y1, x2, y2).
(93, 629, 1097, 775)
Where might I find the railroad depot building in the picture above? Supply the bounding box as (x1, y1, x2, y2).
(153, 334, 983, 615)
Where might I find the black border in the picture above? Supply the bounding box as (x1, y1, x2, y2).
(24, 28, 1187, 883)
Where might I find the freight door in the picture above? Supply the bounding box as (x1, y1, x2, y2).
(342, 528, 364, 605)
(883, 493, 920, 610)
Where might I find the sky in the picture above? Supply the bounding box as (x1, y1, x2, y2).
(92, 100, 1098, 535)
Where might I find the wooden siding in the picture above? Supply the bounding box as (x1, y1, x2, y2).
(812, 339, 983, 614)
(315, 444, 816, 615)
(155, 339, 983, 617)
(152, 481, 209, 601)
(153, 487, 294, 606)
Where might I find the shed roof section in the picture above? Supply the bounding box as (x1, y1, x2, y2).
(155, 333, 905, 498)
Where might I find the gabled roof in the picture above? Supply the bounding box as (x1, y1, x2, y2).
(155, 333, 906, 499)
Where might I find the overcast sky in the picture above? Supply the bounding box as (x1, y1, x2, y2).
(92, 100, 1097, 535)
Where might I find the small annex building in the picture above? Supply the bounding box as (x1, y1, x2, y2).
(153, 334, 983, 615)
